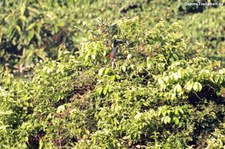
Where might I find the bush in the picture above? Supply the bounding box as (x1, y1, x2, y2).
(0, 18, 224, 148)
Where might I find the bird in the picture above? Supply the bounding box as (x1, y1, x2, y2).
(110, 40, 123, 68)
(110, 40, 118, 60)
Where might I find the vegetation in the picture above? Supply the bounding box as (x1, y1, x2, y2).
(0, 0, 225, 148)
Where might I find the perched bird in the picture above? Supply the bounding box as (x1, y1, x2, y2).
(110, 40, 123, 68)
(110, 40, 118, 60)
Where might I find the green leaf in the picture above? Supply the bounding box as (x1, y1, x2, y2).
(173, 117, 179, 125)
(122, 65, 126, 72)
(98, 68, 104, 76)
(184, 81, 193, 92)
(39, 139, 43, 149)
(27, 30, 35, 43)
(104, 68, 109, 75)
(91, 53, 96, 59)
(15, 25, 21, 35)
(20, 2, 26, 17)
(27, 23, 36, 30)
(164, 116, 171, 124)
(174, 83, 182, 93)
(127, 54, 132, 59)
(103, 86, 108, 95)
(175, 108, 179, 116)
(193, 82, 202, 92)
(178, 108, 184, 114)
(109, 75, 116, 81)
(96, 87, 103, 95)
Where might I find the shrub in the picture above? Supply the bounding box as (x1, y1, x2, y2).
(1, 18, 224, 148)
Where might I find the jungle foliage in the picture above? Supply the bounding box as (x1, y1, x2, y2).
(0, 0, 225, 148)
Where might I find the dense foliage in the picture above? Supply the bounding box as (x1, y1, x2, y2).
(0, 0, 225, 148)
